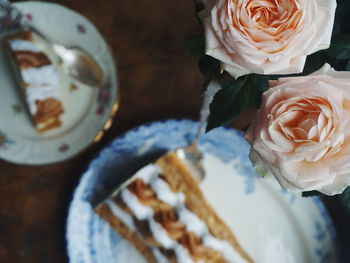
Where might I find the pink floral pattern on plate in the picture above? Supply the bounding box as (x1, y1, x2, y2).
(96, 80, 112, 115)
(77, 24, 86, 34)
(25, 13, 33, 21)
(59, 144, 70, 153)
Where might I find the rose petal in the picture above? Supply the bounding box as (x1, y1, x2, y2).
(203, 0, 336, 77)
(244, 65, 350, 195)
(279, 160, 333, 190)
(320, 174, 350, 195)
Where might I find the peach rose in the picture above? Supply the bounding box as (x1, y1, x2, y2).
(245, 64, 350, 195)
(202, 0, 337, 78)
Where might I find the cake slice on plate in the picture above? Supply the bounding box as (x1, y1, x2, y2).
(95, 151, 253, 263)
(3, 31, 64, 133)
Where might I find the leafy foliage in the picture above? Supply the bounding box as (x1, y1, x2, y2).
(333, 0, 350, 35)
(207, 74, 268, 131)
(326, 35, 350, 60)
(302, 51, 325, 75)
(346, 60, 350, 71)
(187, 0, 350, 132)
(302, 191, 321, 198)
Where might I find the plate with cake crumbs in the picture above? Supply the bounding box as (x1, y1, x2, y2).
(0, 1, 118, 165)
(67, 120, 341, 263)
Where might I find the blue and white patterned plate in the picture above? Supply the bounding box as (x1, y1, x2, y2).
(66, 120, 340, 263)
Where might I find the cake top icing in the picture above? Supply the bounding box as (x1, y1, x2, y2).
(9, 38, 41, 53)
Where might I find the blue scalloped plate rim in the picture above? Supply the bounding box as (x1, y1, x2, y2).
(66, 119, 340, 263)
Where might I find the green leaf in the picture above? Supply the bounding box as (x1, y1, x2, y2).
(244, 74, 269, 108)
(207, 78, 246, 131)
(302, 191, 321, 197)
(250, 74, 269, 93)
(340, 186, 350, 213)
(333, 1, 350, 35)
(206, 74, 268, 131)
(184, 36, 205, 57)
(325, 35, 350, 60)
(302, 51, 325, 75)
(198, 55, 220, 78)
(346, 60, 350, 71)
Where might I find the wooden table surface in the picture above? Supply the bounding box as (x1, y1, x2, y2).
(0, 0, 349, 262)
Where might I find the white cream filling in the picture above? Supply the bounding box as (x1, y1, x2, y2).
(121, 189, 153, 221)
(134, 164, 185, 206)
(177, 205, 207, 237)
(108, 164, 248, 263)
(21, 65, 59, 87)
(150, 178, 185, 206)
(136, 164, 163, 183)
(148, 216, 176, 249)
(9, 39, 41, 53)
(152, 248, 170, 263)
(105, 200, 136, 231)
(36, 116, 58, 130)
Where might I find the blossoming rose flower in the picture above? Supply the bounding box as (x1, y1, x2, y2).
(201, 0, 337, 78)
(245, 64, 350, 195)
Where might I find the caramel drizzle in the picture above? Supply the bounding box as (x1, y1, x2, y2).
(34, 98, 64, 124)
(127, 178, 172, 211)
(10, 31, 33, 41)
(14, 50, 51, 69)
(122, 178, 228, 263)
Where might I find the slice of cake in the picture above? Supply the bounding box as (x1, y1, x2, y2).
(95, 152, 253, 263)
(3, 31, 64, 133)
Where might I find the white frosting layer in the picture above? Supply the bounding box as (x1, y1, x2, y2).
(9, 39, 41, 53)
(136, 164, 185, 206)
(111, 164, 249, 263)
(152, 249, 170, 263)
(121, 189, 153, 221)
(148, 216, 175, 249)
(177, 205, 207, 236)
(136, 164, 162, 183)
(21, 65, 59, 87)
(105, 200, 136, 231)
(150, 178, 185, 206)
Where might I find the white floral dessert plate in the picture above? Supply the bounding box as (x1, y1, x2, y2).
(0, 1, 118, 165)
(67, 120, 341, 263)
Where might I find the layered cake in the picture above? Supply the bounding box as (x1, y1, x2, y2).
(95, 152, 252, 263)
(4, 31, 64, 133)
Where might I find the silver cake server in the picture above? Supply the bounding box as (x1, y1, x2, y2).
(174, 80, 221, 182)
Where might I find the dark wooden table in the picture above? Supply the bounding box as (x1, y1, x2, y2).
(0, 0, 349, 262)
